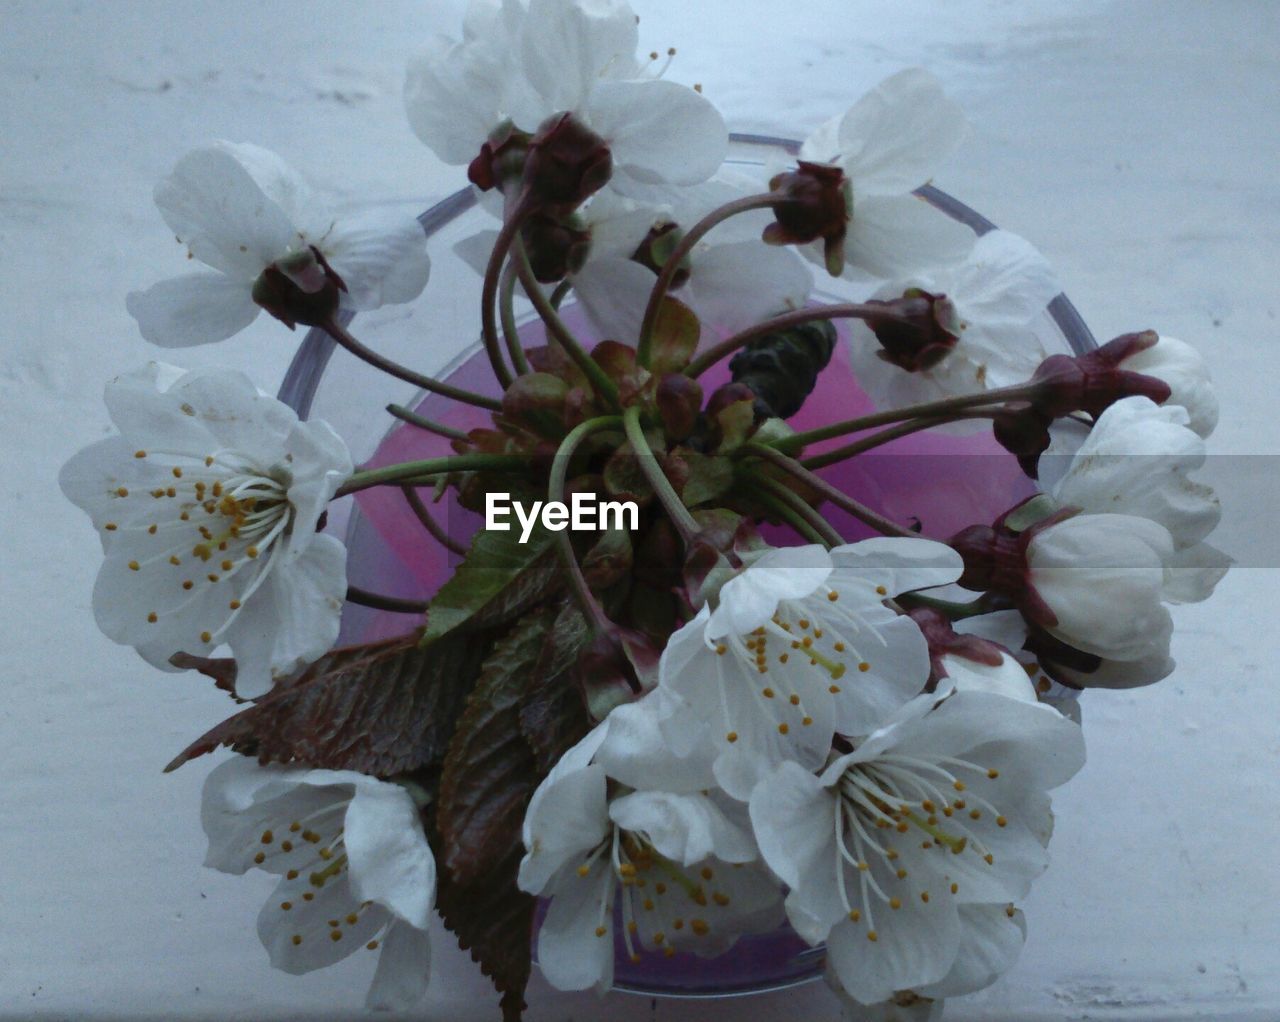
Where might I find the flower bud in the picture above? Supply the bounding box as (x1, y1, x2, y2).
(631, 220, 691, 288)
(655, 373, 703, 442)
(1031, 330, 1172, 419)
(520, 212, 592, 283)
(467, 120, 532, 193)
(764, 161, 851, 276)
(250, 246, 346, 329)
(522, 112, 612, 209)
(864, 289, 962, 372)
(991, 401, 1053, 478)
(906, 606, 1006, 691)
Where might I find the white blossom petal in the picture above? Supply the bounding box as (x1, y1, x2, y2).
(366, 919, 432, 1010)
(321, 211, 431, 310)
(521, 0, 639, 112)
(845, 194, 974, 279)
(126, 272, 261, 348)
(916, 904, 1025, 999)
(685, 240, 812, 334)
(345, 780, 436, 930)
(535, 859, 615, 992)
(609, 790, 756, 866)
(572, 255, 655, 343)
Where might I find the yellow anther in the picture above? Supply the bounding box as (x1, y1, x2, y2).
(953, 781, 966, 792)
(128, 560, 140, 571)
(281, 901, 292, 911)
(886, 849, 899, 860)
(247, 546, 259, 559)
(346, 913, 358, 925)
(619, 864, 637, 878)
(166, 487, 176, 498)
(672, 917, 683, 929)
(889, 897, 902, 910)
(664, 946, 676, 958)
(182, 580, 193, 590)
(857, 861, 869, 872)
(221, 559, 233, 571)
(207, 573, 219, 583)
(827, 591, 839, 602)
(896, 821, 909, 833)
(829, 684, 841, 693)
(802, 716, 813, 726)
(105, 522, 118, 531)
(205, 456, 214, 467)
(319, 848, 333, 861)
(813, 629, 823, 638)
(762, 688, 775, 698)
(134, 450, 147, 459)
(858, 662, 870, 672)
(281, 841, 293, 852)
(713, 892, 730, 906)
(303, 892, 314, 902)
(896, 869, 908, 880)
(643, 899, 655, 911)
(996, 816, 1008, 828)
(229, 599, 241, 610)
(700, 867, 714, 881)
(286, 869, 299, 880)
(148, 524, 157, 535)
(984, 853, 994, 865)
(798, 619, 809, 630)
(169, 555, 181, 565)
(261, 831, 273, 844)
(789, 694, 801, 706)
(970, 810, 982, 820)
(652, 932, 665, 945)
(690, 919, 709, 936)
(330, 930, 342, 942)
(366, 940, 378, 950)
(950, 883, 959, 894)
(848, 909, 861, 922)
(726, 731, 738, 743)
(253, 852, 265, 865)
(867, 930, 879, 942)
(1005, 904, 1016, 918)
(116, 487, 129, 497)
(291, 934, 302, 946)
(200, 631, 212, 643)
(777, 723, 789, 735)
(987, 768, 1000, 779)
(147, 612, 158, 623)
(875, 585, 887, 595)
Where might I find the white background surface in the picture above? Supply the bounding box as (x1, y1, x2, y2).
(2, 1, 1278, 1019)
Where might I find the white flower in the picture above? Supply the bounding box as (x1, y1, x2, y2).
(1025, 513, 1175, 663)
(749, 687, 1085, 1006)
(518, 723, 783, 991)
(405, 0, 727, 196)
(658, 538, 963, 800)
(848, 230, 1059, 409)
(201, 757, 436, 1011)
(59, 362, 352, 698)
(797, 68, 974, 279)
(1116, 334, 1218, 437)
(127, 142, 430, 347)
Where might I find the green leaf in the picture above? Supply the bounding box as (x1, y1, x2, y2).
(422, 524, 559, 646)
(648, 296, 702, 374)
(519, 602, 592, 773)
(678, 449, 735, 507)
(164, 630, 493, 776)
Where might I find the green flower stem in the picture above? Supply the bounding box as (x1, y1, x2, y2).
(770, 386, 1040, 456)
(401, 484, 467, 555)
(742, 441, 915, 539)
(683, 302, 896, 379)
(549, 279, 573, 310)
(345, 586, 429, 614)
(386, 403, 468, 442)
(549, 415, 623, 629)
(335, 453, 521, 497)
(752, 487, 829, 547)
(894, 591, 990, 620)
(514, 240, 621, 410)
(622, 405, 699, 541)
(798, 410, 998, 470)
(635, 192, 783, 367)
(753, 474, 842, 547)
(322, 318, 501, 411)
(480, 192, 534, 390)
(499, 259, 531, 377)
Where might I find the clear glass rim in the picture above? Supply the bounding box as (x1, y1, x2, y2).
(274, 132, 1099, 1001)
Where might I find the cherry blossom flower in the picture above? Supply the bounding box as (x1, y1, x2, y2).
(201, 757, 435, 1010)
(59, 362, 351, 698)
(405, 0, 727, 197)
(1039, 397, 1230, 605)
(658, 538, 964, 800)
(518, 722, 783, 991)
(1115, 333, 1218, 437)
(796, 68, 974, 279)
(749, 686, 1084, 1006)
(127, 142, 430, 347)
(848, 230, 1060, 410)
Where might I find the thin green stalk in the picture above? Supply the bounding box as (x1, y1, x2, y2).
(894, 591, 990, 620)
(622, 405, 698, 540)
(401, 485, 466, 555)
(345, 586, 428, 614)
(323, 318, 501, 411)
(753, 488, 829, 546)
(754, 475, 841, 547)
(636, 192, 782, 366)
(336, 453, 521, 497)
(742, 442, 915, 539)
(548, 415, 623, 629)
(514, 240, 620, 410)
(480, 192, 534, 389)
(799, 411, 997, 470)
(549, 279, 573, 310)
(499, 260, 531, 376)
(386, 403, 468, 442)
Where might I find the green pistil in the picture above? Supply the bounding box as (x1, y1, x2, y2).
(904, 811, 967, 854)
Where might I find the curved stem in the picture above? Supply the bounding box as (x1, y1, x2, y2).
(514, 239, 621, 410)
(623, 405, 698, 541)
(386, 403, 468, 442)
(549, 415, 623, 630)
(752, 487, 829, 547)
(754, 475, 841, 547)
(771, 387, 1037, 455)
(742, 442, 916, 539)
(799, 411, 996, 470)
(499, 260, 531, 376)
(549, 279, 573, 310)
(685, 302, 903, 379)
(636, 192, 782, 366)
(402, 485, 466, 555)
(345, 586, 428, 614)
(322, 318, 501, 411)
(336, 453, 522, 497)
(481, 191, 537, 389)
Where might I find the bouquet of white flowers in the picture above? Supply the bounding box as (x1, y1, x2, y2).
(60, 2, 1228, 1019)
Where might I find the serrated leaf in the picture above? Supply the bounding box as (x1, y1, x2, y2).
(164, 630, 492, 775)
(422, 524, 559, 646)
(649, 296, 701, 374)
(519, 602, 592, 773)
(438, 609, 553, 885)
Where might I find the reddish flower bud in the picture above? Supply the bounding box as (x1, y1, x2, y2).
(865, 288, 962, 372)
(655, 373, 703, 442)
(250, 246, 346, 329)
(991, 401, 1053, 478)
(467, 120, 532, 193)
(764, 161, 851, 275)
(1030, 330, 1173, 419)
(520, 212, 592, 283)
(522, 112, 612, 208)
(631, 220, 691, 288)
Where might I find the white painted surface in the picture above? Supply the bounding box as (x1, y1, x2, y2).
(2, 1, 1277, 1019)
